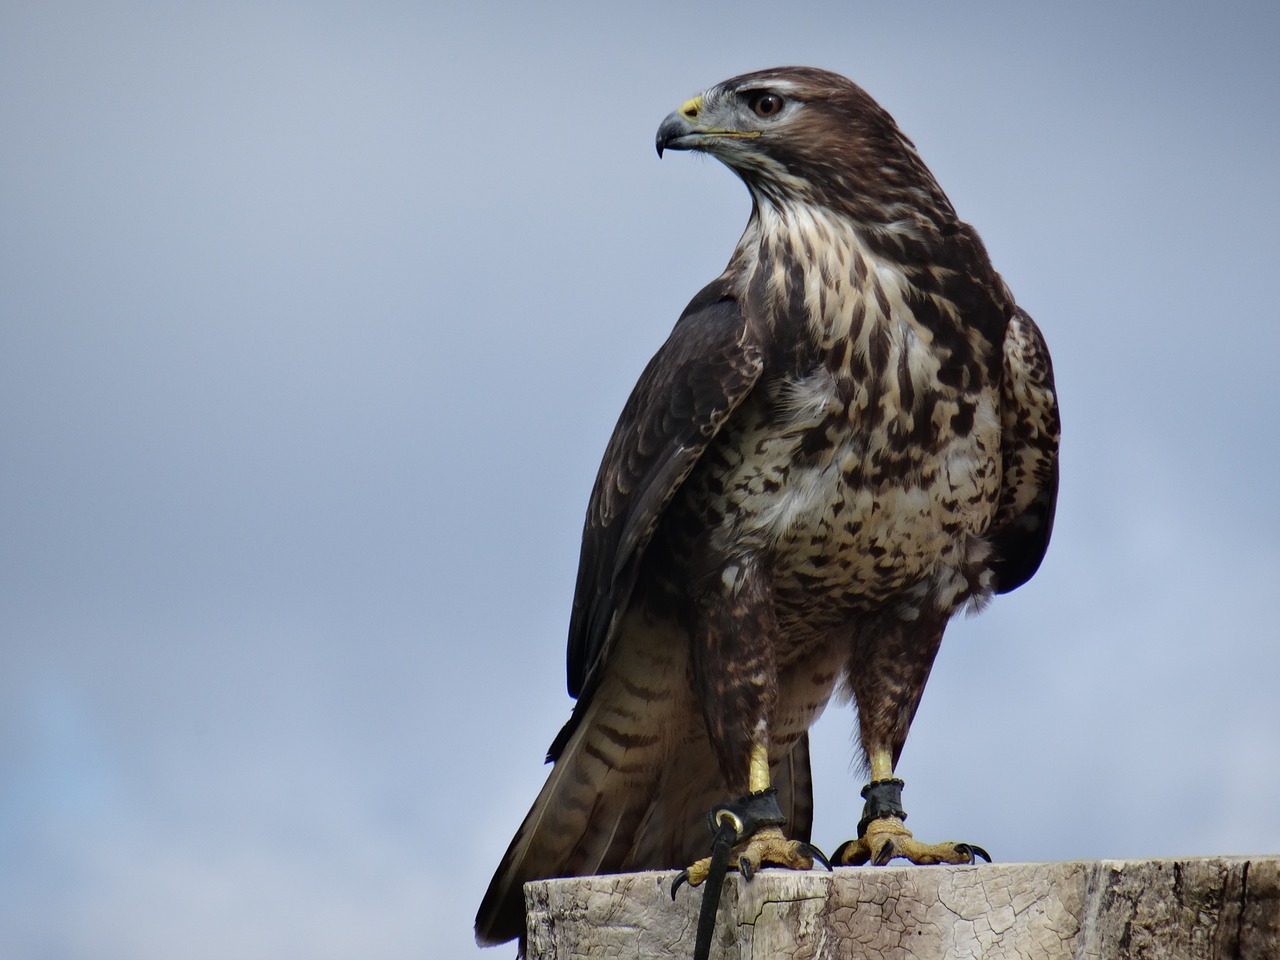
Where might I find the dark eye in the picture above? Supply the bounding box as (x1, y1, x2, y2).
(747, 91, 785, 119)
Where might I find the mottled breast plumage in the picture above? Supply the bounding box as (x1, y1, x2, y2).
(651, 200, 1007, 642)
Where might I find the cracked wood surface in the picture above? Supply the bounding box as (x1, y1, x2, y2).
(524, 857, 1279, 958)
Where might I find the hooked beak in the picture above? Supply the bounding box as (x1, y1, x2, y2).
(656, 96, 704, 157)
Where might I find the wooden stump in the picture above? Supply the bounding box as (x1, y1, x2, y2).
(525, 857, 1279, 958)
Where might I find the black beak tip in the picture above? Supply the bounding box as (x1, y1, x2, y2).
(655, 113, 691, 159)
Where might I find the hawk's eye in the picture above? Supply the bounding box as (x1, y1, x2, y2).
(747, 92, 785, 119)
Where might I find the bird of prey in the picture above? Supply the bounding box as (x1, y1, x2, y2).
(475, 66, 1059, 949)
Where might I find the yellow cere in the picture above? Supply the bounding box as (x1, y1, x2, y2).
(678, 96, 703, 119)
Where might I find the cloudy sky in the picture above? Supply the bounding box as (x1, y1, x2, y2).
(3, 1, 1278, 957)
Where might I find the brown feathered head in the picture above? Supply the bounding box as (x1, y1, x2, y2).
(656, 66, 955, 229)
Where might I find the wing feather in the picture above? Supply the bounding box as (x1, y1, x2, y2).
(991, 307, 1060, 593)
(550, 289, 763, 759)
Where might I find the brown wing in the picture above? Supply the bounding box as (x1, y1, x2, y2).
(991, 307, 1060, 593)
(550, 285, 764, 758)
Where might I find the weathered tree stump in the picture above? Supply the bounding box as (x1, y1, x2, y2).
(525, 857, 1279, 958)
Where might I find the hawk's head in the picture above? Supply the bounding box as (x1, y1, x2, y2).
(656, 66, 952, 227)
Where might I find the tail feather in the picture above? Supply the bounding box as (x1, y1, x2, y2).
(475, 609, 823, 947)
(475, 729, 816, 946)
(474, 612, 690, 947)
(774, 732, 814, 843)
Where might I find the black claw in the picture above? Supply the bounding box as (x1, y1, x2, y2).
(872, 839, 897, 867)
(957, 843, 991, 864)
(671, 869, 690, 900)
(738, 856, 754, 881)
(831, 839, 854, 863)
(803, 842, 833, 871)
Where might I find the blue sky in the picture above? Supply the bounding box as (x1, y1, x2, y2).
(3, 2, 1279, 957)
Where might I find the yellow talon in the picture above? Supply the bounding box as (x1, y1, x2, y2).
(836, 817, 989, 866)
(676, 827, 819, 889)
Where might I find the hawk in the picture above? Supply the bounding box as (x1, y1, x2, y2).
(475, 66, 1059, 949)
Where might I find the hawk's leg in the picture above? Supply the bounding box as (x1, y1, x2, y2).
(834, 616, 989, 867)
(671, 744, 829, 960)
(832, 752, 990, 866)
(675, 562, 829, 890)
(672, 744, 829, 893)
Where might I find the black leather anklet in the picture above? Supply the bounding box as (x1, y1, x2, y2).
(857, 777, 906, 837)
